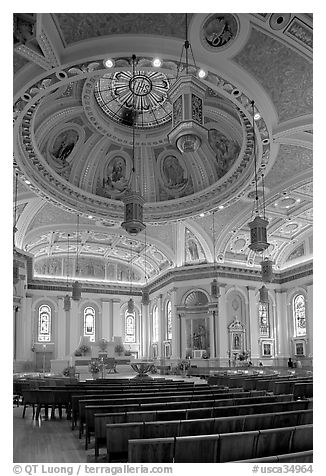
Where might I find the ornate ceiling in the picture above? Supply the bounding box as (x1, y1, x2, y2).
(13, 13, 313, 287)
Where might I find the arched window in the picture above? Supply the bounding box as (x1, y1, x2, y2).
(84, 307, 96, 342)
(166, 300, 172, 340)
(258, 302, 270, 337)
(38, 304, 51, 342)
(153, 305, 159, 342)
(293, 294, 307, 336)
(125, 311, 136, 343)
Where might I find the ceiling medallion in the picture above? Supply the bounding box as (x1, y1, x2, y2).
(201, 14, 238, 51)
(94, 70, 172, 129)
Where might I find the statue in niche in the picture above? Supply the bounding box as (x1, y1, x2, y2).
(162, 155, 187, 188)
(192, 325, 206, 349)
(208, 129, 240, 178)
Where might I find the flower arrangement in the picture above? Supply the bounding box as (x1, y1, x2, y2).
(74, 344, 90, 356)
(63, 366, 75, 377)
(114, 343, 125, 356)
(89, 359, 100, 374)
(178, 360, 190, 371)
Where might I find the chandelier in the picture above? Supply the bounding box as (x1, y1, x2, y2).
(63, 233, 71, 311)
(167, 13, 208, 153)
(121, 54, 146, 236)
(248, 101, 270, 253)
(72, 214, 82, 300)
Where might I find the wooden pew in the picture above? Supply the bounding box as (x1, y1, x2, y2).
(234, 450, 313, 463)
(105, 409, 312, 461)
(86, 393, 292, 447)
(94, 398, 305, 455)
(128, 424, 313, 463)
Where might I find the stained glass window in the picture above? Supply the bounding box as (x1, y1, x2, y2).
(153, 306, 159, 342)
(38, 305, 51, 342)
(167, 301, 172, 340)
(84, 307, 95, 342)
(259, 302, 270, 337)
(125, 311, 136, 343)
(294, 294, 307, 336)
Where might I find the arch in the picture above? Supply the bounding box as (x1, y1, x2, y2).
(293, 293, 307, 337)
(32, 298, 58, 345)
(183, 289, 209, 307)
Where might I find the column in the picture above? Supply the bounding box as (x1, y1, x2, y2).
(70, 300, 80, 355)
(171, 288, 180, 359)
(112, 299, 121, 338)
(274, 289, 290, 359)
(158, 294, 163, 358)
(180, 313, 186, 359)
(247, 286, 260, 361)
(57, 297, 66, 359)
(306, 284, 313, 357)
(20, 294, 33, 361)
(101, 300, 111, 340)
(208, 305, 217, 358)
(216, 285, 228, 364)
(141, 304, 149, 358)
(65, 305, 70, 357)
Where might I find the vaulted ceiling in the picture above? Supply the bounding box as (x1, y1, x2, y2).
(13, 13, 313, 288)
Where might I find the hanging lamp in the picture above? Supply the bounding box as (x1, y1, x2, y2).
(210, 211, 220, 299)
(64, 233, 71, 311)
(121, 54, 146, 236)
(248, 101, 270, 253)
(141, 228, 150, 306)
(167, 13, 208, 153)
(72, 214, 82, 300)
(259, 285, 269, 303)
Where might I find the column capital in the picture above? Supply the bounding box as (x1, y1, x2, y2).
(246, 285, 257, 292)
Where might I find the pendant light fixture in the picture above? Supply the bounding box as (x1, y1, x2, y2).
(72, 214, 82, 300)
(127, 240, 135, 313)
(64, 233, 71, 311)
(259, 284, 269, 304)
(248, 100, 270, 253)
(167, 13, 208, 153)
(141, 228, 150, 306)
(210, 211, 220, 299)
(121, 54, 146, 236)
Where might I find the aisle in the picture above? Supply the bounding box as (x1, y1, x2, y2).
(13, 406, 94, 463)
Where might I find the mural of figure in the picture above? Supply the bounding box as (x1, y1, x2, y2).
(102, 156, 128, 195)
(52, 130, 78, 162)
(188, 239, 199, 260)
(163, 155, 187, 188)
(208, 129, 240, 178)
